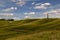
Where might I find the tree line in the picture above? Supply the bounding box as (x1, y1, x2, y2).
(0, 19, 14, 21)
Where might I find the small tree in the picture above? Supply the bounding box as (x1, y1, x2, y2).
(7, 19, 14, 21)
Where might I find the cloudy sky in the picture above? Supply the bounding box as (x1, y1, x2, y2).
(0, 0, 60, 20)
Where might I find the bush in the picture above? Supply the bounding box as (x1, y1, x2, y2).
(7, 19, 14, 21)
(0, 19, 5, 21)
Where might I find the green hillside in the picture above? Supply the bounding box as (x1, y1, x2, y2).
(0, 18, 60, 40)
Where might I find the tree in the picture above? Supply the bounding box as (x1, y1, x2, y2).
(7, 19, 14, 21)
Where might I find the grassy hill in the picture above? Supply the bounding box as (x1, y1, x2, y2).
(0, 18, 60, 40)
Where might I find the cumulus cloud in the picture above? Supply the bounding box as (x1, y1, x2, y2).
(13, 17, 20, 20)
(43, 9, 60, 18)
(24, 15, 35, 19)
(16, 1, 25, 6)
(24, 12, 35, 19)
(34, 3, 51, 9)
(43, 3, 51, 5)
(2, 8, 13, 12)
(11, 0, 39, 1)
(32, 2, 35, 5)
(35, 3, 41, 6)
(1, 7, 17, 13)
(11, 0, 26, 6)
(10, 7, 17, 10)
(44, 9, 60, 14)
(24, 12, 35, 15)
(0, 13, 14, 16)
(0, 13, 14, 19)
(11, 0, 39, 6)
(24, 16, 29, 18)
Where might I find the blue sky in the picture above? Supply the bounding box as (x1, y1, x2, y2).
(0, 0, 60, 20)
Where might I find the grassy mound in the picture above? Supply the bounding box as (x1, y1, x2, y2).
(0, 18, 60, 40)
(6, 30, 60, 40)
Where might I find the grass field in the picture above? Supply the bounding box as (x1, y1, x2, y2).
(0, 18, 60, 40)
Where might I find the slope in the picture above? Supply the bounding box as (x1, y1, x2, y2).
(0, 18, 60, 40)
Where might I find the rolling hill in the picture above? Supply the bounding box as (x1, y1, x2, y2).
(0, 18, 60, 40)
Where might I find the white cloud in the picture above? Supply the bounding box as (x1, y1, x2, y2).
(43, 9, 60, 18)
(29, 12, 35, 14)
(1, 7, 17, 12)
(35, 3, 41, 6)
(44, 9, 60, 14)
(0, 13, 14, 16)
(34, 3, 51, 9)
(24, 16, 29, 18)
(24, 12, 35, 15)
(44, 3, 51, 6)
(11, 0, 16, 2)
(32, 2, 35, 5)
(24, 12, 36, 19)
(11, 0, 26, 6)
(11, 0, 39, 1)
(34, 6, 47, 9)
(13, 17, 20, 20)
(11, 7, 17, 10)
(2, 8, 13, 12)
(24, 15, 35, 19)
(0, 13, 14, 19)
(16, 1, 25, 6)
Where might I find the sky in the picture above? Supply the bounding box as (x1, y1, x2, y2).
(0, 0, 60, 20)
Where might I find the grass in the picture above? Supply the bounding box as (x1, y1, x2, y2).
(6, 30, 60, 40)
(0, 18, 60, 40)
